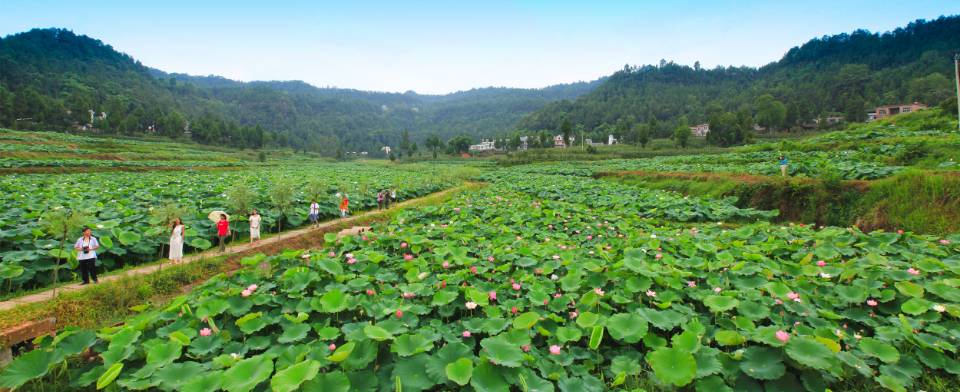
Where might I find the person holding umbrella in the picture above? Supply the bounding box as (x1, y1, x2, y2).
(74, 227, 100, 284)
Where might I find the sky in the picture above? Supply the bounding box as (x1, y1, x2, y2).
(2, 1, 959, 94)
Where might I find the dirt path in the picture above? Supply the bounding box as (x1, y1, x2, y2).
(0, 186, 462, 312)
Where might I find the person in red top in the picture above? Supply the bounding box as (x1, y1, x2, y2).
(339, 194, 349, 218)
(217, 214, 230, 252)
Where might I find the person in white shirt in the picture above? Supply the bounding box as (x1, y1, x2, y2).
(309, 200, 320, 226)
(73, 227, 100, 284)
(169, 218, 184, 264)
(249, 210, 261, 242)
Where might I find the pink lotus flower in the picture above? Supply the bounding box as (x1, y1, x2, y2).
(516, 236, 522, 241)
(465, 301, 478, 310)
(907, 268, 920, 276)
(897, 229, 904, 235)
(488, 256, 495, 262)
(345, 253, 354, 259)
(440, 280, 447, 289)
(199, 328, 212, 337)
(687, 281, 697, 288)
(775, 330, 790, 343)
(328, 343, 337, 351)
(361, 235, 368, 241)
(941, 239, 951, 245)
(511, 306, 518, 314)
(241, 289, 252, 297)
(400, 242, 408, 248)
(402, 292, 415, 299)
(470, 266, 478, 274)
(569, 311, 578, 319)
(787, 292, 800, 300)
(775, 299, 783, 305)
(521, 344, 531, 352)
(512, 283, 522, 291)
(549, 345, 562, 355)
(866, 299, 878, 307)
(646, 290, 656, 297)
(366, 289, 376, 296)
(404, 254, 414, 261)
(347, 258, 357, 265)
(328, 251, 336, 257)
(655, 253, 663, 260)
(543, 299, 549, 305)
(442, 261, 450, 269)
(395, 309, 403, 318)
(713, 287, 722, 293)
(489, 291, 497, 301)
(248, 284, 258, 291)
(816, 260, 826, 267)
(586, 235, 593, 240)
(553, 293, 562, 298)
(454, 207, 461, 213)
(594, 288, 605, 296)
(462, 330, 472, 338)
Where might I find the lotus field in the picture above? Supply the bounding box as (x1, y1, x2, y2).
(0, 163, 457, 294)
(3, 170, 958, 392)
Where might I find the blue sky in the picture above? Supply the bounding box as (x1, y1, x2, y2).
(2, 1, 958, 94)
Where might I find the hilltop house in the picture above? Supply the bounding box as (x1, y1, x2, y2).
(872, 102, 927, 120)
(690, 123, 710, 137)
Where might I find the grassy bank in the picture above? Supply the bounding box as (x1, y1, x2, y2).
(608, 170, 960, 235)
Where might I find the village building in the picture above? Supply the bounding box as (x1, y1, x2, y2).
(872, 102, 927, 120)
(553, 135, 575, 148)
(518, 136, 529, 151)
(469, 139, 497, 152)
(690, 123, 710, 137)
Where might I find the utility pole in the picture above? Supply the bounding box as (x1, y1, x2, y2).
(955, 53, 960, 131)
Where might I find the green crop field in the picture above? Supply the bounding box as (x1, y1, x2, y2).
(1, 111, 959, 392)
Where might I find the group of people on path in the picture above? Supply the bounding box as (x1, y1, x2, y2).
(376, 188, 397, 210)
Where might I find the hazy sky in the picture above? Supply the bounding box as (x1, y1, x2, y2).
(2, 1, 958, 94)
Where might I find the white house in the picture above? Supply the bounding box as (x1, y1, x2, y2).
(518, 136, 529, 151)
(608, 134, 618, 145)
(553, 135, 575, 148)
(469, 139, 497, 152)
(690, 123, 710, 137)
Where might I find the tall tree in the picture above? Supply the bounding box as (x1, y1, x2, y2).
(754, 94, 787, 131)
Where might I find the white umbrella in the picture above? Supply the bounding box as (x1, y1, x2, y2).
(208, 210, 229, 223)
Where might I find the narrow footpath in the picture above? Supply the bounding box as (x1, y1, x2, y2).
(0, 185, 464, 312)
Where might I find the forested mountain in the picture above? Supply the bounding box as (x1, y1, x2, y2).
(517, 15, 960, 146)
(0, 28, 600, 155)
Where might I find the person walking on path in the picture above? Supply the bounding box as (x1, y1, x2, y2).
(169, 217, 184, 264)
(309, 200, 320, 226)
(376, 190, 385, 210)
(390, 188, 397, 206)
(339, 194, 350, 218)
(779, 155, 789, 177)
(249, 210, 261, 242)
(74, 227, 100, 285)
(217, 214, 230, 252)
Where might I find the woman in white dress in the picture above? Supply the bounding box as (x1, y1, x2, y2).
(249, 210, 261, 242)
(169, 217, 184, 264)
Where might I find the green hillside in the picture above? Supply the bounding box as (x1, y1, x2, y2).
(517, 16, 960, 146)
(0, 28, 600, 156)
